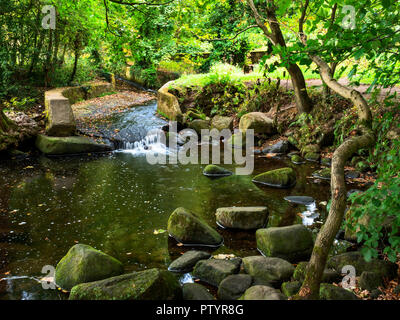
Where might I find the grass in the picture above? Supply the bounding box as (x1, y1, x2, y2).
(169, 59, 386, 90)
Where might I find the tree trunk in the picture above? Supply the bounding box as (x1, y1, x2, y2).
(246, 0, 313, 114)
(295, 54, 374, 300)
(69, 49, 80, 84)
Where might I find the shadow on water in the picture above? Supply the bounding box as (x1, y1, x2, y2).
(0, 103, 337, 300)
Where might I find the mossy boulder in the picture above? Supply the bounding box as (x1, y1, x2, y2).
(192, 259, 241, 287)
(167, 207, 223, 246)
(182, 283, 215, 300)
(168, 250, 211, 272)
(215, 207, 268, 230)
(281, 281, 302, 297)
(327, 251, 397, 279)
(69, 268, 182, 300)
(319, 283, 358, 300)
(359, 271, 384, 291)
(262, 140, 290, 154)
(291, 154, 305, 165)
(252, 167, 296, 188)
(305, 152, 320, 162)
(203, 165, 233, 177)
(55, 244, 123, 291)
(301, 144, 320, 156)
(239, 112, 275, 134)
(36, 134, 112, 156)
(188, 119, 210, 135)
(239, 285, 286, 300)
(312, 168, 331, 180)
(217, 274, 253, 300)
(242, 256, 294, 285)
(256, 225, 314, 263)
(293, 261, 340, 283)
(211, 115, 234, 131)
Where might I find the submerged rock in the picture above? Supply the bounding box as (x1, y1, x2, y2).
(239, 112, 275, 135)
(242, 256, 294, 285)
(239, 285, 286, 300)
(192, 259, 241, 287)
(284, 196, 314, 205)
(252, 167, 296, 188)
(168, 250, 211, 272)
(167, 207, 223, 247)
(327, 251, 397, 279)
(256, 225, 314, 263)
(215, 207, 268, 230)
(319, 283, 358, 300)
(227, 132, 247, 149)
(182, 283, 215, 300)
(69, 268, 182, 300)
(262, 140, 290, 154)
(36, 134, 112, 155)
(55, 244, 123, 291)
(203, 165, 233, 177)
(217, 274, 253, 300)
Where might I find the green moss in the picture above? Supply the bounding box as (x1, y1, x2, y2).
(203, 165, 233, 177)
(252, 167, 296, 188)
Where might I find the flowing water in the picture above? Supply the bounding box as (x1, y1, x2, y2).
(0, 102, 341, 300)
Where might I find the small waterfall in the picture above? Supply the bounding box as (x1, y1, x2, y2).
(118, 129, 171, 156)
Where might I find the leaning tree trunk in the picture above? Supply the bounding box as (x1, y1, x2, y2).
(295, 54, 375, 300)
(246, 0, 313, 114)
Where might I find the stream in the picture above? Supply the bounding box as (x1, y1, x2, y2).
(0, 102, 347, 300)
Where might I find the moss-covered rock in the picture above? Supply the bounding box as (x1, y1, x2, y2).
(55, 244, 123, 291)
(312, 168, 331, 180)
(157, 82, 183, 122)
(182, 283, 214, 300)
(256, 225, 313, 263)
(217, 274, 253, 300)
(215, 207, 268, 230)
(252, 168, 296, 188)
(203, 165, 233, 177)
(293, 261, 340, 283)
(211, 116, 234, 131)
(359, 271, 383, 291)
(319, 283, 358, 300)
(239, 112, 275, 135)
(239, 285, 286, 300)
(188, 119, 210, 135)
(36, 134, 112, 155)
(301, 144, 320, 156)
(291, 154, 305, 165)
(305, 152, 320, 162)
(192, 259, 241, 287)
(168, 250, 211, 272)
(281, 281, 302, 297)
(327, 251, 397, 279)
(167, 207, 223, 246)
(242, 256, 294, 285)
(69, 268, 182, 300)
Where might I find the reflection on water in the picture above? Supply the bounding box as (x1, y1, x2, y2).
(0, 105, 336, 300)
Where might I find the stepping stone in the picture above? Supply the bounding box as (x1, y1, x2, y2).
(215, 207, 269, 230)
(168, 251, 211, 272)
